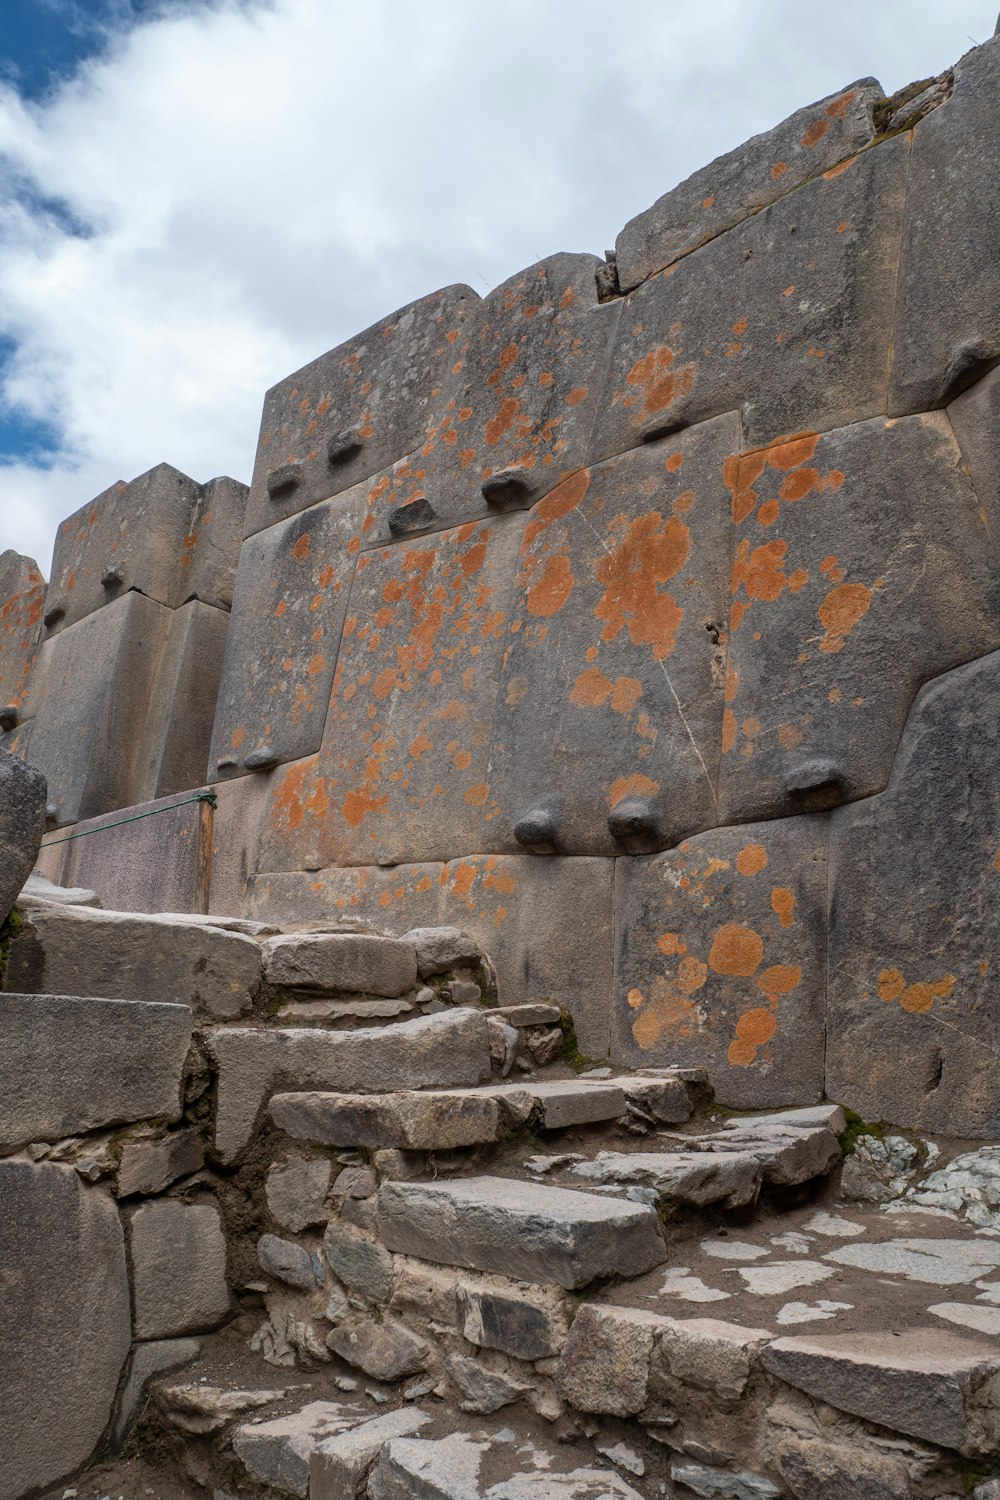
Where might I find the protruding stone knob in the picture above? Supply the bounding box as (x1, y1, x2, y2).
(784, 755, 845, 810)
(481, 467, 537, 511)
(327, 429, 365, 466)
(43, 603, 65, 629)
(388, 497, 436, 536)
(607, 796, 662, 854)
(266, 462, 303, 498)
(244, 746, 280, 772)
(0, 706, 18, 733)
(101, 564, 125, 588)
(513, 801, 561, 855)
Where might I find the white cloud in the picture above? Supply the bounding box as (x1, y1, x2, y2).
(0, 0, 993, 573)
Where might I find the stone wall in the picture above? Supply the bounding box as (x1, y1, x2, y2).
(5, 36, 1000, 1130)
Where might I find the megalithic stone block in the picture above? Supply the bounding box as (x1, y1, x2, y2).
(719, 413, 1000, 823)
(827, 651, 1000, 1137)
(949, 366, 1000, 538)
(489, 413, 738, 857)
(135, 600, 229, 801)
(245, 860, 445, 929)
(42, 463, 245, 633)
(209, 488, 364, 779)
(21, 590, 172, 826)
(0, 550, 45, 717)
(615, 79, 882, 291)
(358, 254, 621, 546)
(242, 284, 479, 538)
(613, 816, 827, 1109)
(890, 37, 1000, 413)
(0, 745, 46, 922)
(292, 514, 524, 867)
(592, 133, 909, 459)
(54, 790, 215, 915)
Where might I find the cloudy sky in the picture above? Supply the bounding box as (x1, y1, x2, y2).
(0, 0, 994, 573)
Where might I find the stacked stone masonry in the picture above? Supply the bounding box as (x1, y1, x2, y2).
(4, 29, 1000, 1500)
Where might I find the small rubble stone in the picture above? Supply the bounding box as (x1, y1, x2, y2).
(262, 931, 418, 997)
(904, 1146, 1000, 1230)
(655, 1317, 773, 1399)
(111, 1338, 200, 1449)
(457, 1280, 567, 1361)
(323, 1220, 394, 1301)
(487, 1015, 519, 1076)
(129, 1200, 230, 1339)
(368, 1434, 487, 1499)
(332, 1165, 377, 1198)
(487, 1468, 645, 1498)
(233, 1401, 356, 1498)
(445, 980, 484, 1006)
(326, 1314, 429, 1382)
(618, 1075, 693, 1125)
(116, 1129, 204, 1198)
(772, 1432, 911, 1500)
(265, 1153, 332, 1231)
(402, 926, 484, 976)
(528, 1029, 563, 1067)
(445, 1353, 528, 1413)
(373, 1149, 425, 1181)
(310, 1407, 431, 1499)
(840, 1135, 919, 1203)
(493, 1004, 561, 1027)
(257, 1233, 318, 1290)
(558, 1305, 666, 1416)
(596, 1441, 645, 1477)
(669, 1461, 782, 1499)
(155, 1382, 285, 1435)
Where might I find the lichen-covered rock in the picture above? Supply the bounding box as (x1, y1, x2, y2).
(0, 744, 45, 922)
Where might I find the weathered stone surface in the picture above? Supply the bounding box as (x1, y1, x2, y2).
(704, 1113, 841, 1188)
(310, 1408, 431, 1500)
(905, 1146, 1000, 1230)
(207, 772, 269, 917)
(487, 1473, 645, 1500)
(129, 1199, 230, 1339)
(0, 1160, 131, 1499)
(44, 463, 242, 631)
(134, 600, 230, 802)
(233, 1401, 356, 1498)
(271, 1089, 504, 1150)
(323, 1219, 395, 1301)
(457, 1279, 567, 1362)
(155, 1381, 285, 1435)
(720, 414, 1000, 822)
(7, 903, 260, 1019)
(761, 1328, 1000, 1456)
(0, 550, 44, 719)
(206, 1009, 491, 1162)
(18, 870, 100, 906)
(52, 790, 215, 915)
(518, 1079, 626, 1128)
(326, 1313, 429, 1381)
(262, 931, 418, 996)
(570, 1150, 761, 1210)
(0, 744, 45, 921)
(616, 81, 882, 290)
(839, 1133, 918, 1204)
(490, 416, 737, 857)
(368, 1434, 486, 1500)
(116, 1128, 204, 1197)
(613, 815, 827, 1108)
(210, 491, 364, 776)
(243, 284, 477, 538)
(827, 652, 1000, 1135)
(377, 1176, 666, 1289)
(655, 1316, 772, 1399)
(0, 992, 190, 1151)
(111, 1337, 201, 1450)
(669, 1463, 781, 1500)
(890, 39, 1000, 412)
(258, 1232, 318, 1290)
(950, 366, 1000, 541)
(445, 1352, 527, 1413)
(557, 1304, 665, 1415)
(593, 135, 908, 458)
(772, 1433, 911, 1500)
(618, 1074, 694, 1124)
(360, 254, 619, 546)
(402, 925, 484, 977)
(247, 860, 444, 929)
(266, 1152, 332, 1231)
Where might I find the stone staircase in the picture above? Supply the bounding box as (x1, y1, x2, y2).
(6, 884, 1000, 1500)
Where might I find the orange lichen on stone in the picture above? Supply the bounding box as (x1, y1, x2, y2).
(708, 923, 764, 977)
(594, 511, 690, 658)
(609, 772, 659, 807)
(877, 967, 957, 1014)
(735, 843, 768, 876)
(624, 345, 696, 419)
(817, 582, 873, 653)
(771, 887, 797, 927)
(727, 1006, 778, 1066)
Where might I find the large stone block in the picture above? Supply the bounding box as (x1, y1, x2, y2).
(210, 490, 364, 778)
(0, 1160, 131, 1500)
(262, 931, 418, 996)
(827, 652, 1000, 1136)
(43, 463, 244, 632)
(0, 550, 44, 717)
(288, 514, 524, 867)
(616, 80, 881, 290)
(128, 1199, 230, 1339)
(270, 1089, 505, 1150)
(377, 1176, 666, 1289)
(592, 134, 908, 458)
(612, 816, 827, 1108)
(46, 790, 214, 914)
(246, 860, 444, 927)
(0, 744, 45, 922)
(438, 854, 615, 1060)
(359, 254, 620, 545)
(206, 1008, 492, 1162)
(719, 414, 1000, 822)
(207, 772, 268, 916)
(132, 600, 229, 802)
(6, 903, 260, 1020)
(890, 39, 1000, 413)
(950, 366, 1000, 538)
(489, 414, 737, 856)
(243, 284, 478, 538)
(0, 992, 191, 1151)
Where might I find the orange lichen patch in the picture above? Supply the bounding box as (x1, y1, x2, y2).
(466, 782, 489, 807)
(342, 785, 389, 828)
(736, 843, 768, 877)
(757, 499, 780, 527)
(666, 451, 685, 473)
(570, 666, 613, 707)
(677, 956, 708, 994)
(566, 387, 589, 406)
(725, 450, 767, 524)
(306, 653, 325, 676)
(724, 665, 739, 703)
(624, 345, 696, 418)
(837, 220, 849, 233)
(758, 963, 801, 1002)
(817, 582, 872, 653)
(408, 731, 432, 760)
(453, 749, 472, 771)
(269, 757, 326, 833)
(993, 848, 1000, 873)
(771, 161, 788, 179)
(777, 724, 804, 752)
(608, 772, 659, 807)
(877, 967, 957, 1013)
(631, 972, 699, 1050)
(826, 88, 859, 119)
(765, 433, 821, 472)
(594, 511, 689, 658)
(819, 555, 845, 584)
(525, 553, 574, 617)
(658, 932, 686, 956)
(731, 538, 808, 605)
(229, 726, 246, 750)
(800, 117, 829, 148)
(732, 317, 749, 336)
(708, 923, 764, 977)
(727, 1006, 777, 1066)
(290, 533, 311, 561)
(702, 195, 714, 208)
(610, 676, 643, 713)
(770, 887, 796, 928)
(823, 155, 858, 180)
(780, 467, 820, 503)
(722, 709, 737, 753)
(627, 987, 645, 1009)
(484, 397, 520, 446)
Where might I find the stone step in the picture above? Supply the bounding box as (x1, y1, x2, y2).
(262, 931, 421, 998)
(368, 1434, 645, 1499)
(229, 1398, 430, 1498)
(206, 1008, 493, 1163)
(376, 1175, 667, 1289)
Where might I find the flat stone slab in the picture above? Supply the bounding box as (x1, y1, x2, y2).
(206, 1008, 492, 1163)
(615, 79, 881, 289)
(0, 992, 191, 1151)
(570, 1150, 761, 1210)
(129, 1199, 230, 1339)
(270, 1088, 506, 1150)
(377, 1175, 666, 1289)
(233, 1400, 359, 1498)
(311, 1408, 431, 1500)
(761, 1327, 1000, 1456)
(7, 902, 261, 1020)
(513, 1079, 627, 1129)
(262, 931, 418, 997)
